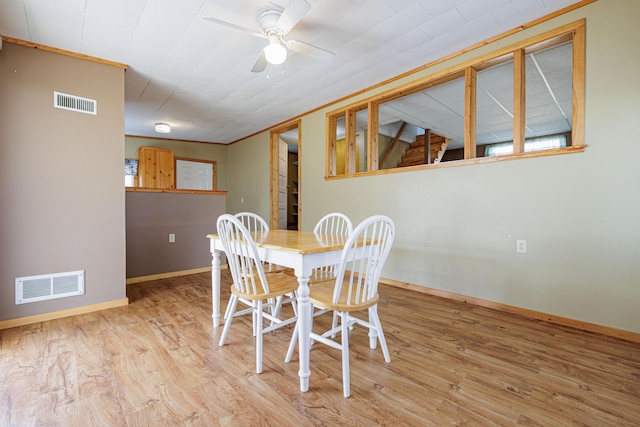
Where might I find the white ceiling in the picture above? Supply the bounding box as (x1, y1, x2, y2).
(0, 0, 582, 144)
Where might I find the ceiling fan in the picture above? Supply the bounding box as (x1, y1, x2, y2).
(204, 0, 334, 73)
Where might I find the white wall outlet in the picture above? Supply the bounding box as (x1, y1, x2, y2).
(169, 233, 175, 243)
(516, 240, 526, 253)
(241, 197, 244, 204)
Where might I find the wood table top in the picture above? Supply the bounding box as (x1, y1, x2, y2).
(208, 229, 348, 255)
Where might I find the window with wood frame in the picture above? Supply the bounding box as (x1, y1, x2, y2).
(326, 20, 585, 178)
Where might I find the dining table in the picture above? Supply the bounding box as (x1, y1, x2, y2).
(207, 229, 348, 392)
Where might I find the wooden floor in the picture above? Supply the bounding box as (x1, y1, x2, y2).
(1, 272, 639, 426)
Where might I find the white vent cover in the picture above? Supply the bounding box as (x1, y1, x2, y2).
(54, 91, 97, 115)
(16, 270, 85, 305)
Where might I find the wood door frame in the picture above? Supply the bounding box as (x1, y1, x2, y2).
(270, 120, 301, 230)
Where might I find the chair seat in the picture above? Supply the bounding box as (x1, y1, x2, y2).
(309, 279, 379, 312)
(230, 272, 298, 301)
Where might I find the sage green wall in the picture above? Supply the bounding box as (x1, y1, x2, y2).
(125, 136, 228, 190)
(225, 0, 640, 333)
(226, 132, 272, 218)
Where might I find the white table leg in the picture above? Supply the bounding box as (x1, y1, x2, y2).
(211, 250, 221, 327)
(296, 275, 311, 392)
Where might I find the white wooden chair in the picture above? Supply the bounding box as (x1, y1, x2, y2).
(283, 213, 353, 283)
(312, 213, 353, 282)
(310, 213, 354, 332)
(235, 211, 269, 233)
(285, 215, 395, 397)
(314, 212, 353, 235)
(217, 214, 299, 373)
(230, 212, 295, 325)
(234, 212, 284, 272)
(225, 212, 267, 323)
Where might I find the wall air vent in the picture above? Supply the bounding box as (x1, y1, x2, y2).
(16, 270, 85, 305)
(54, 91, 97, 115)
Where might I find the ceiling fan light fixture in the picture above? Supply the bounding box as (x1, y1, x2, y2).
(155, 122, 171, 133)
(264, 35, 287, 65)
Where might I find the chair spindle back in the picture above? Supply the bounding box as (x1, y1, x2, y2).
(217, 214, 269, 296)
(333, 215, 395, 306)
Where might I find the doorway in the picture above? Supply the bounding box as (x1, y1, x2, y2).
(270, 120, 301, 230)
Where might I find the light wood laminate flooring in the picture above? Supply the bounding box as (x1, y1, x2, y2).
(1, 271, 639, 426)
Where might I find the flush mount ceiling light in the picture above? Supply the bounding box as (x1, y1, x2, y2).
(155, 122, 170, 133)
(264, 35, 287, 65)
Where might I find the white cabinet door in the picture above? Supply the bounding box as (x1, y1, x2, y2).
(176, 160, 212, 190)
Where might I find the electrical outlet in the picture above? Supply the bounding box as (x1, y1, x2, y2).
(169, 233, 175, 243)
(516, 240, 526, 254)
(241, 197, 244, 204)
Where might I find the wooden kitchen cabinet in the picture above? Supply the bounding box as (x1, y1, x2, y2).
(138, 146, 175, 189)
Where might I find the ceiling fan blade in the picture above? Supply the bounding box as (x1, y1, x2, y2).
(277, 0, 311, 33)
(287, 40, 334, 62)
(251, 50, 268, 73)
(203, 17, 263, 38)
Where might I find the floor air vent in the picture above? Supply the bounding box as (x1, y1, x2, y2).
(16, 270, 85, 305)
(54, 91, 97, 115)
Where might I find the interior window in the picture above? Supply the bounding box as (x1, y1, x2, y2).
(524, 41, 573, 148)
(355, 107, 368, 173)
(333, 114, 348, 175)
(475, 55, 515, 157)
(326, 22, 584, 178)
(378, 75, 465, 166)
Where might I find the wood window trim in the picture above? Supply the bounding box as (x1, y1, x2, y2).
(327, 115, 337, 176)
(325, 19, 586, 179)
(345, 109, 356, 175)
(464, 66, 476, 161)
(325, 145, 585, 180)
(513, 49, 526, 154)
(367, 101, 379, 172)
(571, 24, 586, 148)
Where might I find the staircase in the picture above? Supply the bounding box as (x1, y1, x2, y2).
(398, 131, 449, 167)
